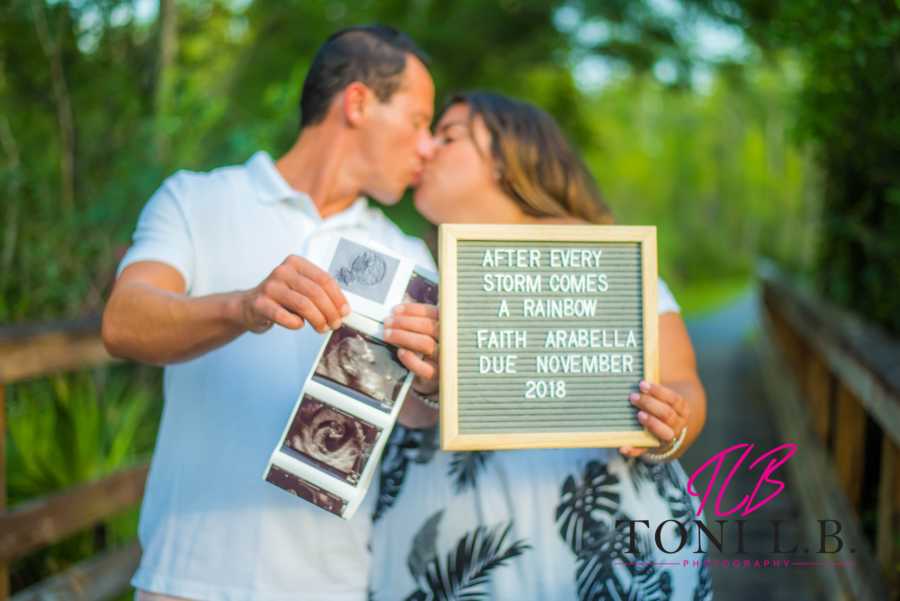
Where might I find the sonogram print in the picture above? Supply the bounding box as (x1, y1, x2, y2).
(265, 465, 347, 516)
(314, 325, 409, 410)
(341, 252, 385, 285)
(328, 239, 399, 304)
(402, 272, 438, 305)
(284, 395, 380, 485)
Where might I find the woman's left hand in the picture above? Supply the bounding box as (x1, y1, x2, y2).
(383, 303, 440, 396)
(620, 380, 689, 458)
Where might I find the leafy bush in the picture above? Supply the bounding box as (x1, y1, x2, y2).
(5, 364, 161, 590)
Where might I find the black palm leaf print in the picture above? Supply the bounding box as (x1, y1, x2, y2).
(693, 560, 712, 601)
(373, 430, 409, 522)
(629, 457, 664, 496)
(373, 426, 439, 522)
(558, 460, 673, 601)
(448, 451, 492, 493)
(405, 521, 530, 601)
(632, 556, 674, 601)
(658, 463, 695, 528)
(556, 461, 621, 554)
(411, 426, 440, 464)
(574, 525, 672, 601)
(630, 460, 696, 535)
(408, 510, 445, 582)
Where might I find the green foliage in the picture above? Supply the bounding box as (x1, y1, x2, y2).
(582, 60, 817, 290)
(672, 275, 751, 317)
(6, 367, 158, 501)
(0, 0, 815, 322)
(5, 363, 161, 587)
(799, 3, 900, 335)
(694, 0, 900, 333)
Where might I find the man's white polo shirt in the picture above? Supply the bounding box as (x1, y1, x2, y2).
(117, 151, 435, 601)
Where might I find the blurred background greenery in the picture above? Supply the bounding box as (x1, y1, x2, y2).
(1, 0, 897, 593)
(1, 0, 830, 323)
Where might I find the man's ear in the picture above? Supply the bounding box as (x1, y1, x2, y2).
(343, 82, 371, 128)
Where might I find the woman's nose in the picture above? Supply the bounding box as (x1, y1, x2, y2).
(418, 133, 438, 160)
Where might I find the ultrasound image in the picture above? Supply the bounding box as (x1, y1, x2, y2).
(265, 465, 347, 516)
(402, 272, 439, 305)
(283, 395, 380, 485)
(328, 239, 399, 304)
(314, 325, 409, 410)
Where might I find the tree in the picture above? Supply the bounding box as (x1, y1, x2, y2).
(692, 0, 900, 332)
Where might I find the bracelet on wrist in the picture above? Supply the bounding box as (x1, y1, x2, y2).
(413, 387, 439, 410)
(642, 426, 687, 463)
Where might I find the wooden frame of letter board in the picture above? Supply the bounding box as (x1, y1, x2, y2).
(439, 224, 660, 451)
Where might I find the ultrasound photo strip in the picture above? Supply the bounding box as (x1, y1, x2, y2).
(265, 312, 416, 519)
(266, 239, 438, 519)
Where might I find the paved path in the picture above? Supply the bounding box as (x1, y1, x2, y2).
(680, 288, 826, 600)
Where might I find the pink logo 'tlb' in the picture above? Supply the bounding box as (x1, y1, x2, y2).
(686, 443, 797, 517)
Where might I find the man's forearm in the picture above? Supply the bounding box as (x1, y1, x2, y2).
(102, 282, 246, 365)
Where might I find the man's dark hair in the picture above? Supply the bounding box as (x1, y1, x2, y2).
(300, 25, 430, 128)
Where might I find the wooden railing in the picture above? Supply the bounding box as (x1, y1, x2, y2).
(0, 316, 146, 600)
(758, 261, 900, 601)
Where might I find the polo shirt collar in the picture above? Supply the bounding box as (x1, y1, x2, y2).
(246, 150, 369, 225)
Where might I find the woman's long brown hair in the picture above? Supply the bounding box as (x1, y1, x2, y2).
(447, 91, 614, 224)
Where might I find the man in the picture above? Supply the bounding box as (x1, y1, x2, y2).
(102, 25, 439, 601)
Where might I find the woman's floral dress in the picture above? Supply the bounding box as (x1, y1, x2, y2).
(368, 281, 712, 601)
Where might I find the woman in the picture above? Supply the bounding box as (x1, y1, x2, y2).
(376, 93, 710, 600)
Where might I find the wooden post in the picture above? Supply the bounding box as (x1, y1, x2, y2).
(775, 309, 793, 366)
(776, 312, 801, 380)
(1, 384, 8, 600)
(877, 435, 900, 597)
(806, 355, 832, 446)
(834, 385, 867, 508)
(772, 306, 800, 377)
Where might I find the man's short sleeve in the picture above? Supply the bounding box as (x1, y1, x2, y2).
(658, 278, 681, 315)
(117, 175, 195, 292)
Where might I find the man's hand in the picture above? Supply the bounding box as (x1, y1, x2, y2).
(238, 255, 350, 334)
(383, 303, 439, 395)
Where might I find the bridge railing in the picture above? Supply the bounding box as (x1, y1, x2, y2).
(758, 260, 899, 601)
(0, 316, 146, 600)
